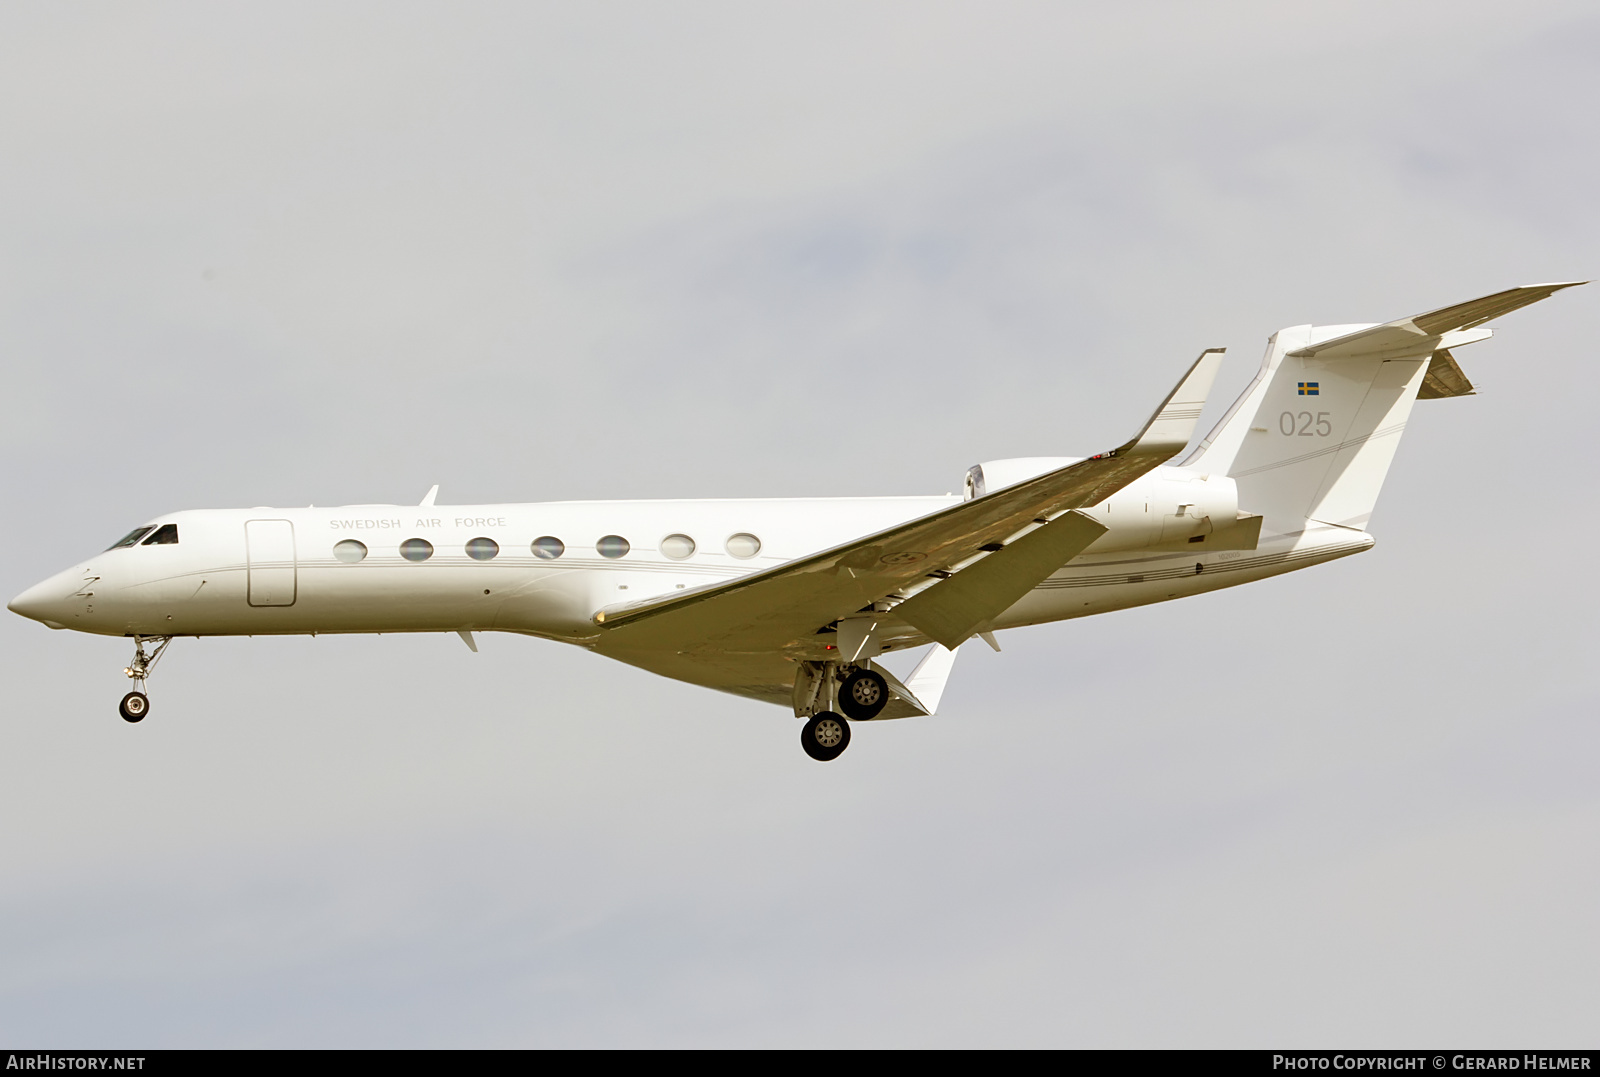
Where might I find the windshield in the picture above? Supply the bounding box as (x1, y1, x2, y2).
(107, 527, 155, 550)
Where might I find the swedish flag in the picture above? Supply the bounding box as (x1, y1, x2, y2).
(1298, 382, 1320, 395)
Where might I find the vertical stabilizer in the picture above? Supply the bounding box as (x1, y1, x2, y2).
(1191, 325, 1432, 531)
(1184, 283, 1583, 532)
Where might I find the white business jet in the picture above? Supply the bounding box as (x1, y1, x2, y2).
(9, 283, 1583, 760)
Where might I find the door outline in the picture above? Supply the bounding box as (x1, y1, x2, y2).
(245, 519, 297, 607)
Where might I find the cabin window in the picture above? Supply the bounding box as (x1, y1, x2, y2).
(400, 538, 434, 562)
(465, 537, 499, 561)
(660, 534, 696, 560)
(596, 535, 630, 559)
(333, 540, 368, 563)
(726, 533, 761, 559)
(532, 536, 565, 560)
(107, 527, 154, 550)
(142, 524, 180, 545)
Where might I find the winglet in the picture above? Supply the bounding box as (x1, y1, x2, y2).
(420, 485, 439, 507)
(872, 643, 961, 718)
(1115, 348, 1225, 458)
(901, 643, 960, 715)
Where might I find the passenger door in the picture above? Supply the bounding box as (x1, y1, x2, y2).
(245, 520, 297, 607)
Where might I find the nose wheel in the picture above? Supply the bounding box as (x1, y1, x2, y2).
(119, 635, 171, 723)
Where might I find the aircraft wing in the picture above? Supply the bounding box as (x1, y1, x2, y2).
(1287, 282, 1586, 360)
(591, 350, 1224, 703)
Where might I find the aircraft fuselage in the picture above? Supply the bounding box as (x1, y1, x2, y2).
(9, 464, 1368, 656)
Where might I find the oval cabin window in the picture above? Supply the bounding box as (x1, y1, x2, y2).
(660, 534, 696, 560)
(725, 533, 761, 559)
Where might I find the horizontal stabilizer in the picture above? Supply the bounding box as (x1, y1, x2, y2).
(1288, 282, 1585, 360)
(1411, 282, 1585, 335)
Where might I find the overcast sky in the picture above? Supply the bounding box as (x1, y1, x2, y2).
(2, 1, 1597, 1047)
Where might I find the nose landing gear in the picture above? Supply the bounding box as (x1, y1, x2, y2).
(119, 635, 171, 723)
(119, 691, 149, 722)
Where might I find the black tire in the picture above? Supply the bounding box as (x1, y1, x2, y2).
(801, 711, 851, 762)
(839, 668, 889, 721)
(119, 691, 149, 723)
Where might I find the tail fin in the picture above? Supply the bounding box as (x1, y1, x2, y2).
(1185, 283, 1584, 532)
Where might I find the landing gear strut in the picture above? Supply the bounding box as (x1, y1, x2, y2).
(119, 635, 171, 723)
(793, 660, 889, 761)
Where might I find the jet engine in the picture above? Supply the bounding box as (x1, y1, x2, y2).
(963, 458, 1261, 552)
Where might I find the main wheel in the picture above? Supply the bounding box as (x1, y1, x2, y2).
(801, 711, 851, 762)
(119, 691, 149, 723)
(839, 668, 889, 721)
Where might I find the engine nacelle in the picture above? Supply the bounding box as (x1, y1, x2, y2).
(964, 458, 1260, 552)
(963, 457, 1083, 500)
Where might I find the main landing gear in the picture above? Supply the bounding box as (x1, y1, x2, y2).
(119, 635, 172, 723)
(795, 663, 890, 761)
(840, 668, 888, 722)
(802, 712, 851, 762)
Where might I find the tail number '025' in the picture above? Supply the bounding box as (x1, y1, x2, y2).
(1280, 411, 1332, 437)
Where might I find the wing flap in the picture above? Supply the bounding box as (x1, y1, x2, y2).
(891, 509, 1107, 649)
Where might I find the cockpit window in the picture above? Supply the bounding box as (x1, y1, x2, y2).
(107, 527, 155, 550)
(141, 524, 180, 545)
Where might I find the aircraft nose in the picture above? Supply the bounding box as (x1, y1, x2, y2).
(8, 578, 71, 628)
